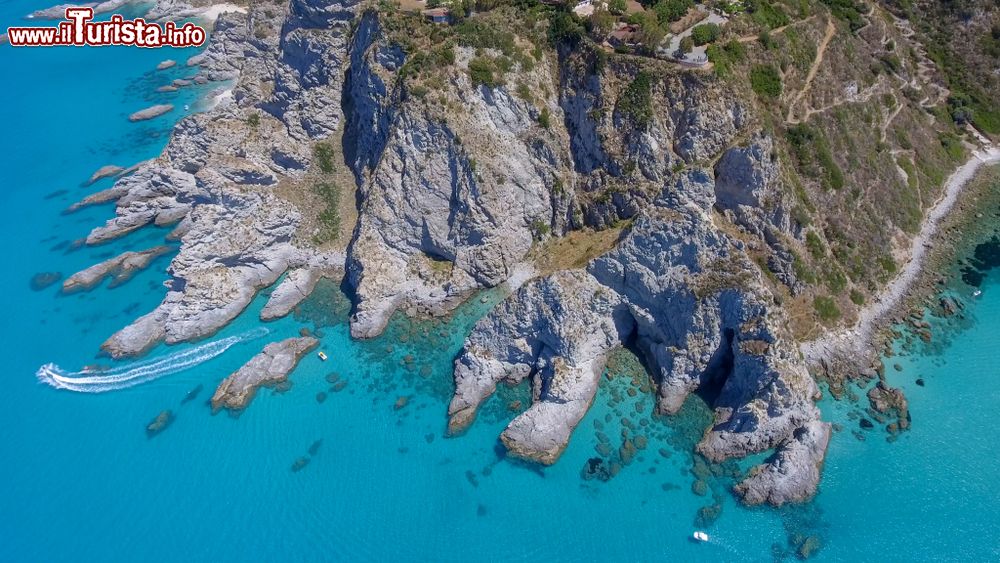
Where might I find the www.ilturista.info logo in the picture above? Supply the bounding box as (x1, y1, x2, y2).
(7, 7, 206, 47)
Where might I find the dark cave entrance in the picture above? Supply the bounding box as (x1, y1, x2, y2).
(694, 327, 736, 407)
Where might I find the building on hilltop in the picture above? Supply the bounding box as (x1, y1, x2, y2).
(421, 7, 451, 24)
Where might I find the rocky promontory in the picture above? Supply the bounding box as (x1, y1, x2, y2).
(64, 0, 995, 513)
(86, 164, 124, 186)
(211, 336, 318, 412)
(62, 246, 171, 292)
(260, 264, 340, 321)
(450, 172, 829, 505)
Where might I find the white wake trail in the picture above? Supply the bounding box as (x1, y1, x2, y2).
(36, 327, 269, 393)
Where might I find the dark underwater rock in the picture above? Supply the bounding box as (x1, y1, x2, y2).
(146, 410, 174, 438)
(30, 272, 62, 291)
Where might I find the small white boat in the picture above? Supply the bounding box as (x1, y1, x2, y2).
(317, 351, 328, 361)
(692, 531, 709, 543)
(973, 289, 982, 297)
(183, 104, 190, 111)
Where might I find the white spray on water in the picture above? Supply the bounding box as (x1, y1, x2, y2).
(36, 327, 270, 392)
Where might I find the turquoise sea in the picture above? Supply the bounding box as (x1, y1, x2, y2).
(2, 1, 999, 560)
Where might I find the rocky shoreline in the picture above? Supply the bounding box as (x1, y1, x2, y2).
(60, 0, 999, 514)
(803, 146, 1000, 390)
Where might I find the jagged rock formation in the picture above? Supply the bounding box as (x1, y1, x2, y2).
(342, 12, 572, 338)
(69, 0, 357, 358)
(62, 246, 171, 292)
(449, 170, 828, 505)
(71, 0, 992, 509)
(211, 336, 318, 412)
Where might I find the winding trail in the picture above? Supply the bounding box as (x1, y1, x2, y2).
(786, 17, 837, 124)
(802, 143, 1000, 363)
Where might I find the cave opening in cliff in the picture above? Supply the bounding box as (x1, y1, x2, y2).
(619, 318, 659, 394)
(696, 327, 736, 406)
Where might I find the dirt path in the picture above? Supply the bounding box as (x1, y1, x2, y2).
(802, 142, 1000, 363)
(785, 17, 837, 124)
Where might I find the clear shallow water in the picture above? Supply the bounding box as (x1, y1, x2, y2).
(1, 1, 999, 560)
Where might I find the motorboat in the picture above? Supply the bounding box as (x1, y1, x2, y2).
(692, 531, 709, 543)
(317, 351, 328, 361)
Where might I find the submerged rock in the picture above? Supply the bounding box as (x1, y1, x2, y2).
(156, 59, 177, 71)
(181, 384, 203, 404)
(30, 272, 62, 291)
(291, 456, 310, 472)
(211, 337, 318, 412)
(146, 410, 175, 438)
(308, 439, 322, 456)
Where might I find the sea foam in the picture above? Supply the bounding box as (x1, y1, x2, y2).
(36, 327, 269, 392)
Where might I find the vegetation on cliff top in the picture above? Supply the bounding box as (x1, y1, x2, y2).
(366, 0, 992, 336)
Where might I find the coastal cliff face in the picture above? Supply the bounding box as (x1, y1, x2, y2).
(68, 0, 996, 508)
(342, 11, 573, 337)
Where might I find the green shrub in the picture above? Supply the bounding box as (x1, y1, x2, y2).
(516, 82, 533, 102)
(653, 0, 694, 23)
(824, 267, 847, 293)
(850, 289, 865, 305)
(469, 56, 501, 87)
(615, 71, 654, 129)
(246, 112, 260, 128)
(745, 0, 790, 29)
(679, 36, 694, 53)
(786, 124, 844, 191)
(938, 132, 966, 162)
(805, 231, 825, 259)
(707, 40, 745, 77)
(455, 19, 515, 55)
(312, 182, 342, 244)
(813, 295, 842, 322)
(750, 64, 782, 98)
(530, 218, 551, 239)
(313, 143, 335, 174)
(548, 11, 584, 46)
(691, 23, 721, 46)
(538, 107, 551, 128)
(820, 0, 866, 31)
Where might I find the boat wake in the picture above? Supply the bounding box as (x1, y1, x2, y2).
(36, 327, 269, 393)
